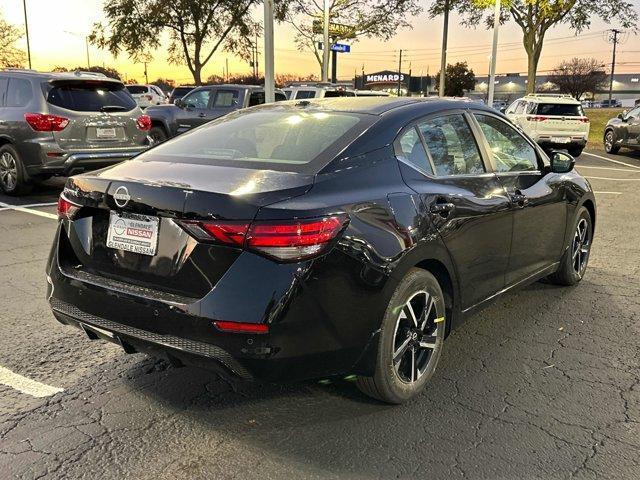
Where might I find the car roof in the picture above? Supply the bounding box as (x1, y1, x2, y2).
(521, 94, 580, 104)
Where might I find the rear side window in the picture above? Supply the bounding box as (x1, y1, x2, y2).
(46, 82, 137, 112)
(126, 85, 148, 94)
(213, 90, 239, 108)
(397, 127, 432, 174)
(6, 78, 33, 107)
(146, 110, 364, 172)
(418, 115, 484, 176)
(534, 103, 583, 116)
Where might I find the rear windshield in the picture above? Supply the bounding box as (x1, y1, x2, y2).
(126, 85, 148, 94)
(144, 109, 368, 173)
(534, 103, 583, 116)
(45, 82, 137, 112)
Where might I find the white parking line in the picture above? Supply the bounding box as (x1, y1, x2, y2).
(582, 152, 640, 170)
(593, 191, 622, 195)
(577, 165, 640, 173)
(584, 176, 640, 182)
(0, 202, 57, 220)
(0, 365, 63, 398)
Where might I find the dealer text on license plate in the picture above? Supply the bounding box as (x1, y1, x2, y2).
(106, 212, 159, 256)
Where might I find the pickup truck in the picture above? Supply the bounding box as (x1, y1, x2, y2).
(146, 84, 286, 143)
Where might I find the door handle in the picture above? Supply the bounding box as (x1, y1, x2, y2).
(430, 201, 455, 218)
(198, 112, 207, 118)
(510, 191, 529, 207)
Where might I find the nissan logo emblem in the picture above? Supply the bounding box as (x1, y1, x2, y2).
(113, 186, 131, 208)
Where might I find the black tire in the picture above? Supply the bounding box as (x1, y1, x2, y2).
(568, 146, 584, 157)
(547, 206, 593, 286)
(604, 129, 620, 154)
(149, 126, 168, 145)
(0, 144, 32, 196)
(357, 268, 447, 404)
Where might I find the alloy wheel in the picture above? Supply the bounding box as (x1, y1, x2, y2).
(0, 152, 18, 192)
(392, 290, 441, 384)
(604, 132, 614, 152)
(572, 218, 591, 276)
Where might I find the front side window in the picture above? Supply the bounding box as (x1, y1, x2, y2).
(6, 78, 33, 107)
(0, 78, 8, 106)
(514, 101, 526, 114)
(625, 106, 640, 119)
(213, 90, 239, 108)
(182, 89, 210, 109)
(397, 127, 432, 174)
(474, 114, 539, 173)
(418, 115, 485, 176)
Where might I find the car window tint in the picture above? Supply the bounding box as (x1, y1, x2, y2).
(418, 115, 484, 176)
(626, 106, 640, 118)
(397, 127, 432, 174)
(213, 90, 239, 108)
(183, 89, 210, 108)
(474, 114, 539, 173)
(46, 82, 136, 112)
(514, 101, 526, 114)
(126, 85, 148, 94)
(6, 78, 32, 107)
(275, 92, 287, 101)
(534, 103, 583, 116)
(0, 78, 8, 106)
(295, 90, 316, 99)
(249, 92, 264, 107)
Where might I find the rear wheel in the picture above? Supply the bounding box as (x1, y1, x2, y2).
(149, 126, 168, 145)
(548, 206, 593, 286)
(0, 144, 32, 196)
(357, 268, 446, 404)
(604, 130, 620, 154)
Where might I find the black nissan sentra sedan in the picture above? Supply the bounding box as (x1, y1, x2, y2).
(47, 97, 595, 404)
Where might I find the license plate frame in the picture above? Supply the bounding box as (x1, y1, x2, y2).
(96, 127, 117, 139)
(106, 211, 159, 256)
(550, 136, 570, 144)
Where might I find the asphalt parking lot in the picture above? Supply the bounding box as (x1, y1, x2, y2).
(0, 150, 638, 479)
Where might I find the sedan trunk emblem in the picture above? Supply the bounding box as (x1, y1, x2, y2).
(113, 186, 131, 208)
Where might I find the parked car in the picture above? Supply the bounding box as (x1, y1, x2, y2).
(505, 93, 589, 157)
(168, 85, 196, 104)
(0, 69, 150, 195)
(145, 84, 286, 143)
(283, 84, 356, 100)
(603, 105, 640, 153)
(48, 97, 595, 404)
(599, 99, 622, 108)
(125, 84, 167, 108)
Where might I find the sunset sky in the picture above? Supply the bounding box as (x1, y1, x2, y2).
(3, 0, 639, 84)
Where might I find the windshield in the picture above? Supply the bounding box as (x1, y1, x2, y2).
(534, 103, 583, 116)
(45, 82, 137, 112)
(142, 109, 368, 173)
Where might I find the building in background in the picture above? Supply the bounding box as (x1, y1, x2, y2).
(353, 70, 432, 96)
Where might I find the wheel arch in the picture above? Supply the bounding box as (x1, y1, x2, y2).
(582, 198, 596, 232)
(413, 258, 456, 337)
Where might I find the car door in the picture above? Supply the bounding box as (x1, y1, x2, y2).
(176, 88, 212, 133)
(396, 112, 513, 310)
(622, 107, 640, 146)
(471, 112, 567, 285)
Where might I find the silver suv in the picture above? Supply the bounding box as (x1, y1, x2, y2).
(0, 69, 151, 195)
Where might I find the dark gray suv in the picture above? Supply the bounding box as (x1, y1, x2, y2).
(0, 69, 151, 195)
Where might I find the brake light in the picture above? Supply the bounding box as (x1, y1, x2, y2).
(24, 113, 69, 132)
(526, 115, 548, 122)
(214, 320, 269, 334)
(136, 115, 152, 131)
(57, 194, 81, 220)
(179, 215, 348, 261)
(578, 117, 590, 123)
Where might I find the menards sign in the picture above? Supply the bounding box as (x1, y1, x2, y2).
(312, 19, 356, 39)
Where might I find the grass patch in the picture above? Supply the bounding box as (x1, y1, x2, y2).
(584, 108, 624, 150)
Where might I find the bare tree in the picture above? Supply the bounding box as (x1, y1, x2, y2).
(284, 0, 422, 74)
(0, 15, 26, 68)
(547, 57, 607, 100)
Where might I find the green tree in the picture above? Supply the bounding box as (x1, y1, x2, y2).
(90, 0, 261, 85)
(548, 57, 607, 100)
(151, 78, 175, 93)
(434, 62, 476, 96)
(428, 0, 638, 93)
(0, 14, 25, 68)
(285, 0, 422, 73)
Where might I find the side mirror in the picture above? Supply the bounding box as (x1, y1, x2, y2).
(550, 151, 575, 174)
(618, 110, 628, 121)
(174, 98, 184, 108)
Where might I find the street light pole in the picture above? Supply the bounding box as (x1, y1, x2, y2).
(263, 0, 275, 102)
(85, 37, 91, 69)
(322, 0, 330, 82)
(487, 0, 501, 106)
(22, 0, 32, 69)
(438, 0, 449, 97)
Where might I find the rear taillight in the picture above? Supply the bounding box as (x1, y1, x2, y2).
(57, 194, 81, 220)
(526, 115, 548, 122)
(24, 113, 69, 132)
(136, 115, 152, 131)
(179, 215, 348, 261)
(578, 117, 590, 123)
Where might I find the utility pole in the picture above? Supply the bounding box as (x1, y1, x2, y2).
(322, 0, 330, 82)
(225, 58, 229, 82)
(607, 29, 622, 105)
(263, 0, 275, 102)
(85, 36, 91, 68)
(438, 0, 449, 96)
(143, 61, 149, 84)
(487, 0, 501, 106)
(331, 50, 338, 83)
(22, 0, 32, 69)
(397, 49, 403, 96)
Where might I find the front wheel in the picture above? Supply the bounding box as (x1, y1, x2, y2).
(357, 268, 446, 404)
(148, 126, 168, 145)
(604, 130, 620, 154)
(547, 206, 593, 286)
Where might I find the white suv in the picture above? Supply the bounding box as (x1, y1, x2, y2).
(125, 84, 167, 108)
(505, 94, 589, 157)
(283, 84, 355, 100)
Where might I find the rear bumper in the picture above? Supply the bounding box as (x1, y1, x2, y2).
(32, 149, 147, 176)
(534, 137, 587, 150)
